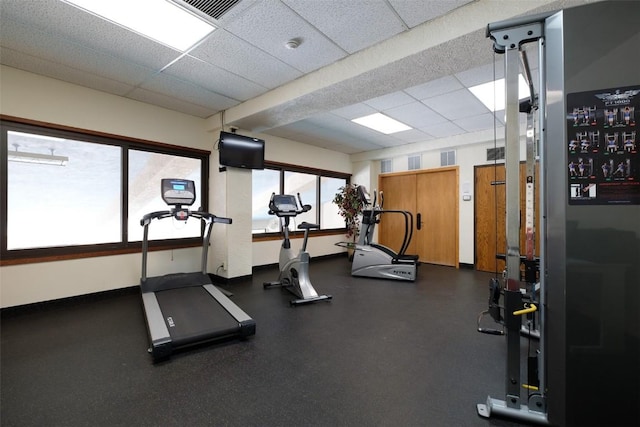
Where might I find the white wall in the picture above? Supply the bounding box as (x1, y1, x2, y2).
(0, 66, 353, 307)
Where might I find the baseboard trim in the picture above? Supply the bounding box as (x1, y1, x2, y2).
(1, 285, 139, 317)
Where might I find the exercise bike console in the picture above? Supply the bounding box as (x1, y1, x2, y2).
(268, 194, 309, 217)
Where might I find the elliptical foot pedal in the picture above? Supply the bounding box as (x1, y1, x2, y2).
(290, 294, 332, 306)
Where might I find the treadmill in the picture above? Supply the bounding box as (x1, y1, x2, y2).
(139, 178, 256, 362)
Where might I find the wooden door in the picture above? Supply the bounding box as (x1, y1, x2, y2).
(416, 168, 458, 267)
(475, 165, 506, 273)
(378, 167, 458, 267)
(377, 173, 417, 256)
(475, 163, 540, 273)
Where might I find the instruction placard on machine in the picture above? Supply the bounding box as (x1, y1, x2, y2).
(567, 85, 640, 205)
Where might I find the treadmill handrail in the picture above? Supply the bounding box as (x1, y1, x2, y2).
(140, 209, 232, 281)
(140, 210, 232, 226)
(140, 210, 172, 226)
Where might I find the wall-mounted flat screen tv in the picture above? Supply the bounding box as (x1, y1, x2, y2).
(219, 131, 265, 170)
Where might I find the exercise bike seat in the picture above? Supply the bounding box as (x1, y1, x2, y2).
(298, 222, 319, 230)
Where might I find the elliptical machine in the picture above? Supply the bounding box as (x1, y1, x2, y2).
(351, 186, 419, 281)
(263, 193, 332, 306)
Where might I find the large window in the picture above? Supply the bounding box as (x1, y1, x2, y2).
(128, 150, 202, 242)
(252, 168, 281, 233)
(284, 171, 317, 226)
(1, 118, 209, 264)
(251, 162, 349, 236)
(7, 130, 122, 250)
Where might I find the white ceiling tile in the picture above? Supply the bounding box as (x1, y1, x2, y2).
(0, 48, 135, 96)
(166, 56, 266, 101)
(377, 137, 414, 148)
(455, 60, 504, 88)
(224, 1, 347, 73)
(127, 86, 220, 118)
(331, 103, 378, 120)
(404, 76, 464, 100)
(301, 113, 393, 146)
(384, 101, 448, 128)
(392, 129, 434, 143)
(422, 89, 489, 120)
(389, 0, 474, 28)
(419, 121, 466, 138)
(189, 30, 302, 89)
(454, 113, 500, 132)
(0, 19, 153, 87)
(138, 73, 239, 115)
(364, 92, 417, 111)
(283, 0, 406, 54)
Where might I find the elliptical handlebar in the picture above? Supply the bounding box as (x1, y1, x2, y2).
(356, 185, 415, 258)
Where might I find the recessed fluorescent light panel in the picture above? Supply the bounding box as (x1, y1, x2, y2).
(469, 75, 531, 111)
(351, 113, 412, 134)
(63, 0, 215, 51)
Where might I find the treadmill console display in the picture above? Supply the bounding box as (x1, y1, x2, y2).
(161, 179, 196, 206)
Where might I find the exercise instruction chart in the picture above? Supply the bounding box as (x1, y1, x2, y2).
(567, 85, 639, 205)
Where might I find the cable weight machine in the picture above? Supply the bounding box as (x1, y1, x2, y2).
(477, 2, 640, 426)
(476, 12, 549, 425)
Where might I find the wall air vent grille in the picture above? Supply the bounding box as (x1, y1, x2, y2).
(487, 147, 505, 161)
(179, 0, 240, 20)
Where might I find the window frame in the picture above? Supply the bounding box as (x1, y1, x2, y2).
(0, 115, 210, 266)
(252, 160, 351, 242)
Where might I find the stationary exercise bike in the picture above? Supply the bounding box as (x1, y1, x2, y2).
(263, 193, 332, 306)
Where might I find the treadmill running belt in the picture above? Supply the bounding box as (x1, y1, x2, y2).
(155, 286, 241, 347)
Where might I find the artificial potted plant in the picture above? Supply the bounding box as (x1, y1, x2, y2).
(332, 183, 365, 260)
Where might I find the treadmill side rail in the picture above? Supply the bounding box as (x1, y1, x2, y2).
(203, 284, 256, 337)
(141, 292, 172, 360)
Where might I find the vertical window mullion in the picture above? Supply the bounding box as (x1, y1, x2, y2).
(316, 175, 321, 226)
(1, 124, 8, 255)
(122, 145, 129, 246)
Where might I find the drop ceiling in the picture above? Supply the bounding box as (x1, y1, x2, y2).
(0, 0, 594, 155)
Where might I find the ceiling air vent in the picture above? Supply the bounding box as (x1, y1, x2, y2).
(178, 0, 240, 21)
